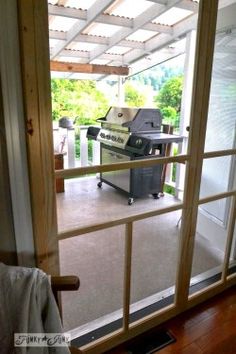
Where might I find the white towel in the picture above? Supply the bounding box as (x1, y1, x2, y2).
(0, 262, 70, 353)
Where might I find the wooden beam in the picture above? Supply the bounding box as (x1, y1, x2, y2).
(50, 60, 129, 75)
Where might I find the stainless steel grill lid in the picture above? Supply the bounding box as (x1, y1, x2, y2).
(87, 106, 183, 153)
(97, 107, 163, 133)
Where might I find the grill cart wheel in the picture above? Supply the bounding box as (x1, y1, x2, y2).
(152, 193, 160, 199)
(128, 197, 134, 205)
(97, 181, 102, 188)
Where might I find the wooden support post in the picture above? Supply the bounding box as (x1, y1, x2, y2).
(17, 0, 59, 274)
(123, 222, 133, 331)
(54, 153, 64, 193)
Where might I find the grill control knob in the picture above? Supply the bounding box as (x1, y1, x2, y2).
(135, 138, 143, 147)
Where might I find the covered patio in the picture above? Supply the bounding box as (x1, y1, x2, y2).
(48, 0, 236, 348)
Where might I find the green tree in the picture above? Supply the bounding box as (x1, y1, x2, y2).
(51, 79, 109, 125)
(154, 75, 183, 128)
(124, 81, 147, 107)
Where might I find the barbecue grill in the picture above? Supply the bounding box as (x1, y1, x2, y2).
(87, 107, 183, 205)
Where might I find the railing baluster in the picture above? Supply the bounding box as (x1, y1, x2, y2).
(92, 140, 100, 166)
(80, 126, 89, 167)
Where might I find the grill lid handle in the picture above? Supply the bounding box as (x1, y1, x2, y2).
(96, 117, 106, 122)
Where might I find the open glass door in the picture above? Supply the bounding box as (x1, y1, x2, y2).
(16, 0, 236, 353)
(189, 1, 236, 296)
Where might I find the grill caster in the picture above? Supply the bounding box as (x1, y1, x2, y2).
(152, 193, 159, 199)
(97, 181, 102, 188)
(128, 197, 134, 205)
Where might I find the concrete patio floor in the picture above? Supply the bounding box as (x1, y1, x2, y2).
(56, 176, 181, 233)
(56, 177, 225, 335)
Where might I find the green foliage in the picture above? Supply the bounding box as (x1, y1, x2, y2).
(160, 106, 177, 127)
(154, 75, 183, 128)
(130, 59, 184, 91)
(164, 184, 175, 195)
(51, 79, 109, 125)
(124, 81, 147, 107)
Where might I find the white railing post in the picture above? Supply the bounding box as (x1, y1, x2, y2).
(165, 143, 174, 185)
(92, 140, 100, 166)
(92, 139, 100, 178)
(67, 127, 75, 168)
(80, 126, 88, 167)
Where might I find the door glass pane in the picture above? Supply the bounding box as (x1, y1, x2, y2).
(59, 226, 124, 346)
(204, 21, 236, 153)
(189, 198, 231, 295)
(199, 156, 235, 222)
(130, 210, 182, 322)
(202, 4, 236, 242)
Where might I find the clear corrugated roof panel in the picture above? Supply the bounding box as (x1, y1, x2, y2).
(67, 42, 98, 51)
(49, 39, 61, 49)
(153, 7, 193, 26)
(48, 0, 58, 4)
(49, 16, 77, 31)
(57, 56, 89, 63)
(49, 0, 97, 10)
(67, 0, 97, 10)
(83, 23, 122, 37)
(90, 59, 111, 65)
(126, 29, 157, 42)
(106, 0, 153, 18)
(106, 46, 131, 55)
(169, 37, 186, 50)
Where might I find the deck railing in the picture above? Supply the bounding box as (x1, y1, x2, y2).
(53, 123, 182, 195)
(53, 124, 100, 168)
